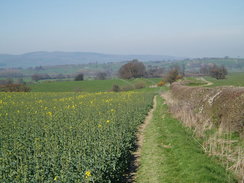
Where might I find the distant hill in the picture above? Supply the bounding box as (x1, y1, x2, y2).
(0, 51, 181, 68)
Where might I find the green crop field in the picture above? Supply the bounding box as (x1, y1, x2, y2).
(29, 79, 127, 92)
(204, 72, 244, 87)
(0, 91, 154, 182)
(29, 78, 162, 92)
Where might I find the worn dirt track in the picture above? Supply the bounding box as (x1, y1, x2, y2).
(126, 96, 157, 183)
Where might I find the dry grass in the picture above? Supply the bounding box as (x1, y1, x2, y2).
(162, 83, 244, 182)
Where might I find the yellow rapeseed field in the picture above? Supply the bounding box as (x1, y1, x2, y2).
(0, 91, 153, 182)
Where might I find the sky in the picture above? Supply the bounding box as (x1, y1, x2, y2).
(0, 0, 244, 57)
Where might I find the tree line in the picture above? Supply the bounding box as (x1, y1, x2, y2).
(118, 59, 227, 81)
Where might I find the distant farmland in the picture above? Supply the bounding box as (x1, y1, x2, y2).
(29, 78, 162, 92)
(204, 72, 244, 87)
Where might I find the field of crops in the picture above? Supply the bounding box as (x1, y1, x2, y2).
(0, 91, 154, 182)
(29, 78, 162, 92)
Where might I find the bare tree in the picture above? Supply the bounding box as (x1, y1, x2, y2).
(165, 68, 179, 84)
(199, 64, 228, 79)
(210, 65, 228, 79)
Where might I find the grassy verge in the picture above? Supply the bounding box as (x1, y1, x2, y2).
(136, 96, 237, 183)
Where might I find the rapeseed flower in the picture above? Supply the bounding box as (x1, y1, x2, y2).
(54, 176, 58, 181)
(47, 112, 52, 117)
(85, 171, 91, 178)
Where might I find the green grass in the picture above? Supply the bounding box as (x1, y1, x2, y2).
(135, 86, 166, 93)
(136, 96, 237, 183)
(29, 78, 163, 92)
(184, 77, 207, 86)
(204, 72, 244, 87)
(29, 79, 127, 92)
(132, 78, 162, 85)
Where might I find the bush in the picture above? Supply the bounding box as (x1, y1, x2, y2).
(74, 73, 84, 81)
(111, 85, 120, 92)
(157, 81, 166, 87)
(165, 69, 179, 84)
(0, 84, 31, 92)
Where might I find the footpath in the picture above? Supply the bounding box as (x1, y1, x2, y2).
(134, 95, 237, 183)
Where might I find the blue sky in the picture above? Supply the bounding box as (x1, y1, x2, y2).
(0, 0, 244, 57)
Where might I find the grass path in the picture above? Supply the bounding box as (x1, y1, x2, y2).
(127, 96, 157, 182)
(135, 95, 237, 183)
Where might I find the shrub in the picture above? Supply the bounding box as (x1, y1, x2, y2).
(157, 81, 166, 87)
(165, 69, 179, 84)
(74, 73, 84, 81)
(111, 84, 120, 92)
(0, 84, 31, 92)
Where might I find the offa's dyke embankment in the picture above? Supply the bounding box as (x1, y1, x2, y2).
(162, 81, 244, 181)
